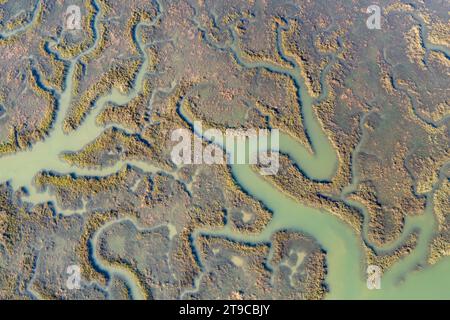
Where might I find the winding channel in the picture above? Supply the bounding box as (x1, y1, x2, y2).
(0, 1, 449, 299)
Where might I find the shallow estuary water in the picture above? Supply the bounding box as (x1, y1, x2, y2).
(0, 0, 449, 300)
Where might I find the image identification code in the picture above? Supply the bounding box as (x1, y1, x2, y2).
(179, 304, 270, 317)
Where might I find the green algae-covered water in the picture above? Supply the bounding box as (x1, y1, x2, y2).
(1, 0, 449, 300)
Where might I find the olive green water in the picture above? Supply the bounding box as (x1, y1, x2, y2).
(1, 1, 449, 299)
